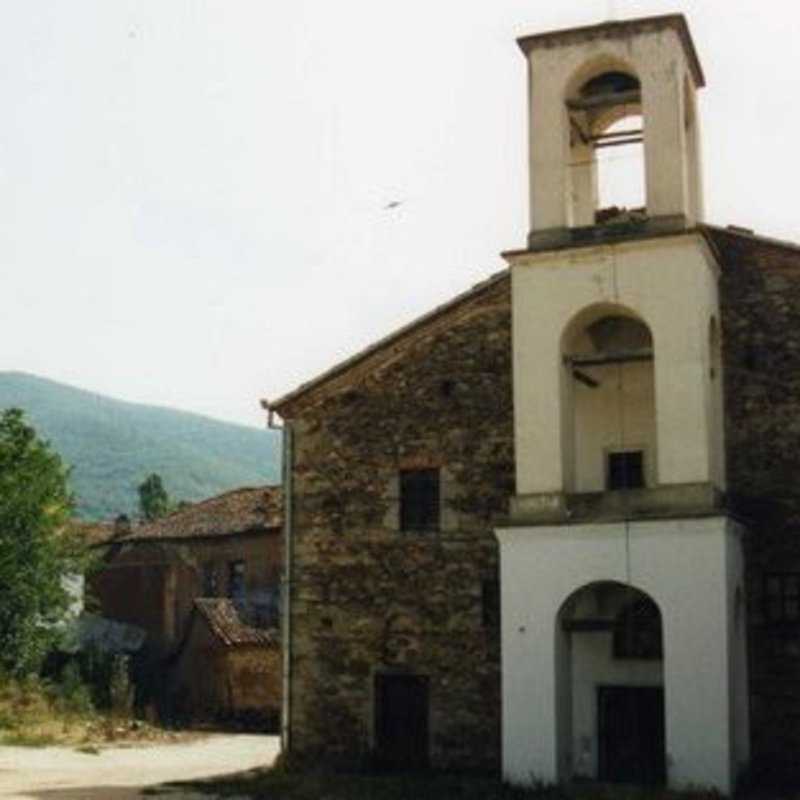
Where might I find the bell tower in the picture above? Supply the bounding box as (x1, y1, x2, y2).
(496, 15, 749, 795)
(520, 14, 705, 245)
(506, 14, 725, 518)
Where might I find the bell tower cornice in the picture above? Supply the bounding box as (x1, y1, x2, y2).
(516, 14, 705, 88)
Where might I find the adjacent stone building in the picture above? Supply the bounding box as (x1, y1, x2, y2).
(91, 485, 282, 724)
(265, 14, 800, 793)
(169, 598, 281, 727)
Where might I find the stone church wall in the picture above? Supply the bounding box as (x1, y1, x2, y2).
(283, 230, 800, 771)
(284, 276, 513, 769)
(717, 230, 800, 773)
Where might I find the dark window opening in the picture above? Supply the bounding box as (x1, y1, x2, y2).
(613, 597, 663, 660)
(607, 450, 645, 490)
(482, 579, 500, 628)
(440, 379, 456, 399)
(228, 560, 246, 601)
(580, 71, 640, 99)
(764, 573, 800, 624)
(240, 585, 280, 629)
(400, 469, 440, 532)
(202, 562, 218, 596)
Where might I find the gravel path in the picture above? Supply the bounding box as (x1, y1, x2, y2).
(0, 733, 279, 799)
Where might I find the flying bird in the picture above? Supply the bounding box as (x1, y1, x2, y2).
(384, 200, 404, 210)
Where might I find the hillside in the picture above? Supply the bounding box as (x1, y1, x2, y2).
(0, 372, 281, 520)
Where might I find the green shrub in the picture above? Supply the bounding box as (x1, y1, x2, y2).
(55, 661, 94, 715)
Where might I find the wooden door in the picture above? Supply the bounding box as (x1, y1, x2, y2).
(374, 674, 429, 770)
(598, 686, 666, 785)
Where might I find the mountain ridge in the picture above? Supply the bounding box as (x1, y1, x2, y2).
(0, 372, 281, 520)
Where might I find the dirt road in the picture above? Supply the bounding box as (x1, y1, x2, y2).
(0, 733, 279, 799)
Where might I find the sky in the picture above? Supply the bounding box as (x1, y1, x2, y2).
(2, 0, 799, 428)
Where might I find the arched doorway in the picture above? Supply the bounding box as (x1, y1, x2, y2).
(556, 581, 666, 785)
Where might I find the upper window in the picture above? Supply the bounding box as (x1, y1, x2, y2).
(764, 574, 800, 625)
(202, 561, 218, 596)
(228, 560, 246, 601)
(400, 469, 440, 532)
(613, 596, 663, 660)
(607, 450, 645, 490)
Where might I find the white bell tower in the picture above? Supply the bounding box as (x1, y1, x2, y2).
(520, 14, 705, 245)
(496, 16, 749, 795)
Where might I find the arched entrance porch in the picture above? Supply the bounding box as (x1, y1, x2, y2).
(556, 581, 665, 785)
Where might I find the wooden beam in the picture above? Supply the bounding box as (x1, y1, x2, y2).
(569, 115, 590, 145)
(573, 369, 599, 388)
(593, 136, 643, 149)
(562, 618, 615, 633)
(566, 89, 641, 112)
(590, 128, 644, 142)
(565, 349, 653, 368)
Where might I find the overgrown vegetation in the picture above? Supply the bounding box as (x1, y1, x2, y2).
(0, 407, 88, 675)
(0, 668, 184, 748)
(138, 472, 171, 520)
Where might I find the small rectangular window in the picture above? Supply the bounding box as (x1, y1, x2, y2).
(400, 469, 440, 532)
(764, 573, 800, 624)
(482, 579, 500, 628)
(607, 450, 645, 490)
(202, 562, 218, 596)
(228, 560, 246, 601)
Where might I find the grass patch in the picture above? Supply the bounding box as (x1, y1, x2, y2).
(0, 674, 183, 748)
(1, 730, 59, 747)
(0, 674, 93, 747)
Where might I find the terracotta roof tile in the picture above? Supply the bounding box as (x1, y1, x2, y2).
(193, 598, 278, 648)
(120, 485, 282, 542)
(72, 520, 119, 546)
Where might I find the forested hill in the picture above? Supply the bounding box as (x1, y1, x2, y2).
(0, 372, 281, 520)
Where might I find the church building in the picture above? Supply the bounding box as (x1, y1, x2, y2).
(265, 14, 800, 794)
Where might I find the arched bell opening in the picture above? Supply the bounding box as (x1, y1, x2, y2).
(565, 62, 645, 227)
(560, 305, 657, 494)
(555, 581, 666, 785)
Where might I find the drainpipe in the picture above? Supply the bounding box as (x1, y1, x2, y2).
(267, 404, 293, 754)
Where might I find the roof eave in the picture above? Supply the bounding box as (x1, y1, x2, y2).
(264, 268, 509, 415)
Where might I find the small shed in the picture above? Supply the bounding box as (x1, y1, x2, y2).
(169, 598, 280, 730)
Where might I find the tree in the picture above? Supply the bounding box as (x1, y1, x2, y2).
(137, 473, 170, 521)
(0, 408, 84, 675)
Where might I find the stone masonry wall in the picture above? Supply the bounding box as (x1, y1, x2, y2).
(283, 276, 513, 769)
(716, 229, 800, 772)
(282, 230, 800, 773)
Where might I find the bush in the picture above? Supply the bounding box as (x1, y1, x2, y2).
(55, 661, 94, 716)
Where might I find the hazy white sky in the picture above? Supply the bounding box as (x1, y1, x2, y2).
(2, 0, 798, 427)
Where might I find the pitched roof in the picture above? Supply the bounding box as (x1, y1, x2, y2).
(702, 224, 800, 261)
(264, 225, 800, 417)
(193, 598, 278, 648)
(72, 520, 118, 546)
(119, 485, 282, 543)
(264, 268, 510, 414)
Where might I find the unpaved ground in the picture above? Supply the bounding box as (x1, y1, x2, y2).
(0, 733, 279, 800)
